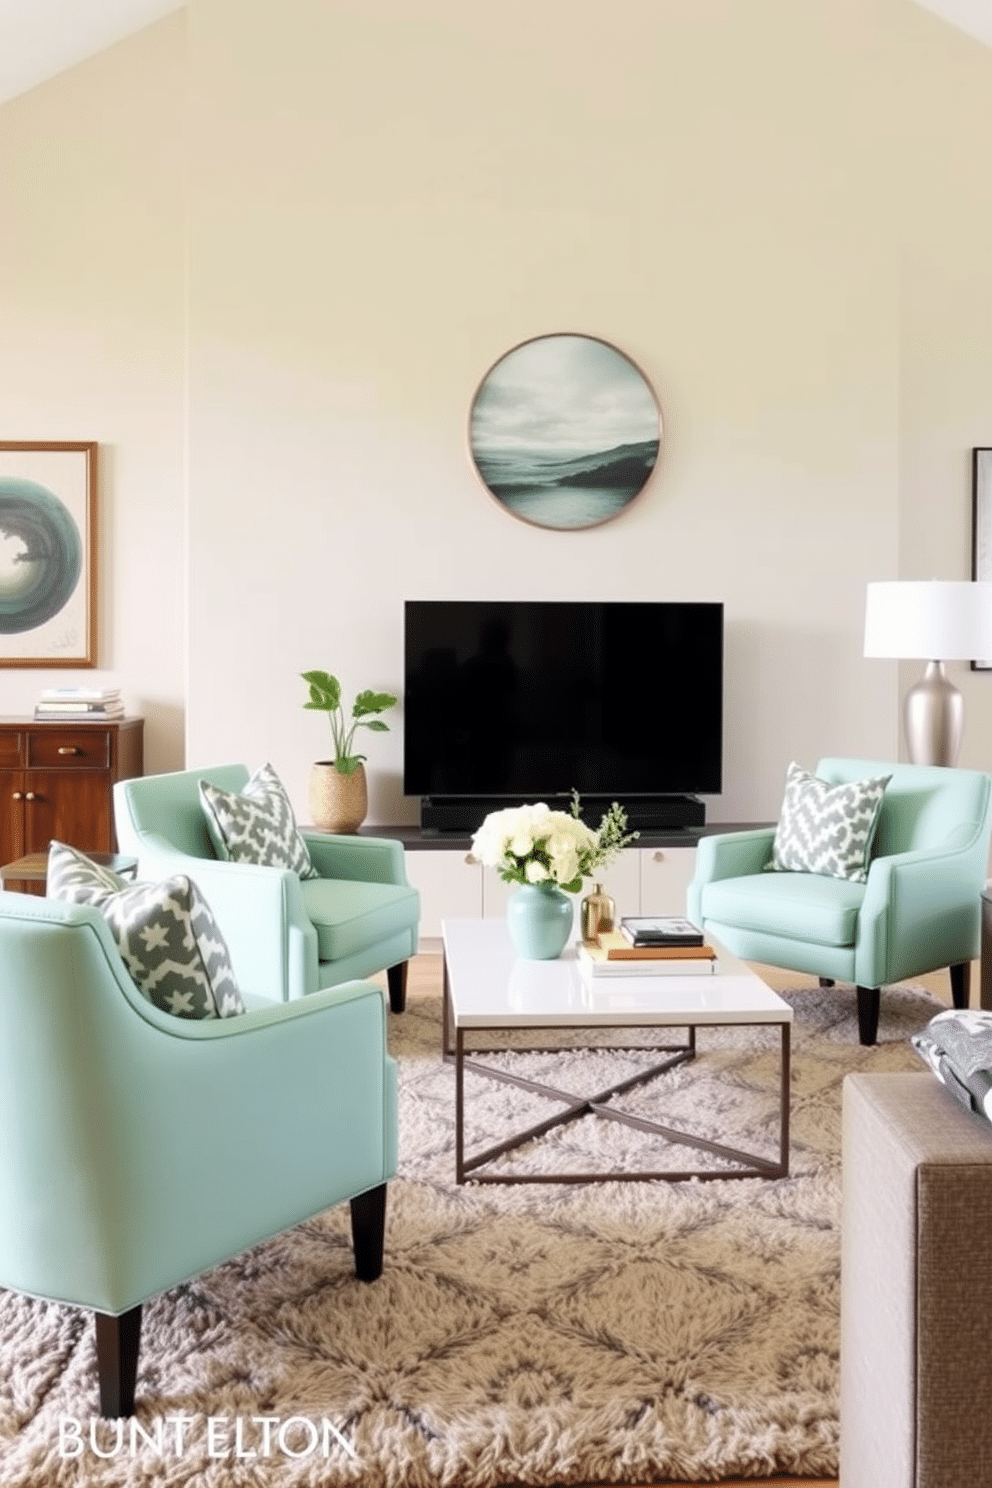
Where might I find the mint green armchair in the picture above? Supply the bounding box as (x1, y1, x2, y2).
(0, 890, 397, 1416)
(114, 765, 419, 1011)
(687, 759, 992, 1044)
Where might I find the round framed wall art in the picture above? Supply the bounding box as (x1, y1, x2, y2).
(468, 333, 662, 531)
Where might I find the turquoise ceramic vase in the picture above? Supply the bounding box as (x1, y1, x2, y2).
(506, 882, 574, 960)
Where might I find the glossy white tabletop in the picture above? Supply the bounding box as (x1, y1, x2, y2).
(442, 918, 793, 1029)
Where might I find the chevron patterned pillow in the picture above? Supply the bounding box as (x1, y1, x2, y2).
(769, 761, 891, 883)
(47, 841, 245, 1019)
(199, 762, 318, 879)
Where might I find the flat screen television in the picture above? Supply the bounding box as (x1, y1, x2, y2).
(404, 600, 723, 831)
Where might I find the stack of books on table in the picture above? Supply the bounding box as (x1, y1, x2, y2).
(619, 915, 707, 948)
(578, 917, 717, 978)
(34, 686, 124, 720)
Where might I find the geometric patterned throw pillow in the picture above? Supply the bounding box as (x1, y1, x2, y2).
(47, 841, 246, 1019)
(911, 1008, 992, 1123)
(198, 762, 318, 879)
(768, 761, 892, 883)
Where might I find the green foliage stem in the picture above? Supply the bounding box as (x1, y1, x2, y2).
(570, 789, 640, 874)
(301, 669, 397, 774)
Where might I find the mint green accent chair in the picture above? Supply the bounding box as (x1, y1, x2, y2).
(113, 765, 419, 1012)
(687, 759, 992, 1045)
(0, 890, 397, 1417)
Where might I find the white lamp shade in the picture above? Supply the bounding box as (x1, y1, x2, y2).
(864, 581, 992, 661)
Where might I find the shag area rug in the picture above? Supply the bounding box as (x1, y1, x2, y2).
(0, 981, 944, 1487)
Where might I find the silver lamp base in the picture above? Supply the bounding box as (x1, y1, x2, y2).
(903, 660, 963, 767)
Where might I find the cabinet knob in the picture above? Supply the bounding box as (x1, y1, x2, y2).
(11, 791, 21, 801)
(57, 746, 80, 756)
(653, 850, 665, 862)
(24, 792, 36, 801)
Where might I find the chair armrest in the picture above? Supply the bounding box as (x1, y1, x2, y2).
(137, 971, 386, 1039)
(126, 833, 318, 1001)
(856, 842, 984, 986)
(687, 829, 775, 924)
(302, 832, 409, 885)
(51, 975, 397, 1311)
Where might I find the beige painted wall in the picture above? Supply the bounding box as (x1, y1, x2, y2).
(895, 0, 992, 772)
(1, 0, 991, 825)
(0, 13, 186, 774)
(186, 0, 902, 822)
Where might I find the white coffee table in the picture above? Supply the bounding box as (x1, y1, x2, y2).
(441, 917, 793, 1185)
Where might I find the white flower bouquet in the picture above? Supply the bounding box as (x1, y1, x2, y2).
(470, 794, 638, 894)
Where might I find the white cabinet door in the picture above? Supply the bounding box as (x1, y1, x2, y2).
(481, 867, 514, 919)
(585, 852, 642, 929)
(404, 850, 482, 939)
(638, 846, 697, 917)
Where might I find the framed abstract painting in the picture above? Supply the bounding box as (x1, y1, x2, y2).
(0, 441, 97, 667)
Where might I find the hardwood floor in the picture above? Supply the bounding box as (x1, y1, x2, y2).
(379, 946, 964, 1488)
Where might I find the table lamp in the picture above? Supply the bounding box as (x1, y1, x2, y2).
(864, 580, 992, 766)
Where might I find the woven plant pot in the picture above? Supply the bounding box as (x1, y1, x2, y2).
(308, 761, 368, 834)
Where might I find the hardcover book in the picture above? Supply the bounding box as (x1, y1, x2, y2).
(594, 931, 715, 962)
(618, 916, 705, 947)
(577, 941, 716, 977)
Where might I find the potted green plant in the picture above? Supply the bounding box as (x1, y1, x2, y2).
(301, 669, 397, 832)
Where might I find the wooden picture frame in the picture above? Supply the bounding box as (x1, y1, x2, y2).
(0, 441, 97, 667)
(971, 447, 992, 671)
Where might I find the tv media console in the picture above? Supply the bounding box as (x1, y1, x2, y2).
(358, 821, 770, 943)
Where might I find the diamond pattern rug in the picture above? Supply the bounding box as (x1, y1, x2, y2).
(0, 981, 941, 1486)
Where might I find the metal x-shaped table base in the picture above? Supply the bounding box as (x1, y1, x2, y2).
(444, 1021, 791, 1185)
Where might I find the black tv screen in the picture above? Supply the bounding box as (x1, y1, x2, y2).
(403, 600, 723, 800)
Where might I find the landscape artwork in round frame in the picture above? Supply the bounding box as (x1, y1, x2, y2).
(468, 333, 662, 531)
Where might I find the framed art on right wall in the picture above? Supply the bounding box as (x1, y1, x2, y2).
(972, 448, 992, 670)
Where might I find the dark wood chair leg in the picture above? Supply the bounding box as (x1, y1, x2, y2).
(350, 1183, 387, 1282)
(95, 1305, 142, 1418)
(950, 961, 971, 1010)
(818, 976, 835, 987)
(386, 960, 407, 1014)
(856, 985, 880, 1046)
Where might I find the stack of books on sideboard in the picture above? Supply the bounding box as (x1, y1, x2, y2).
(33, 686, 124, 721)
(578, 916, 717, 978)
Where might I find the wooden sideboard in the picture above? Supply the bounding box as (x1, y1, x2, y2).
(0, 718, 144, 885)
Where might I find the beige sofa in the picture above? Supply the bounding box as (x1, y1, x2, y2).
(841, 1072, 992, 1487)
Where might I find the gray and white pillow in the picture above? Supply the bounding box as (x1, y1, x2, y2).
(48, 841, 245, 1020)
(768, 761, 891, 883)
(199, 762, 318, 879)
(912, 1008, 992, 1122)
